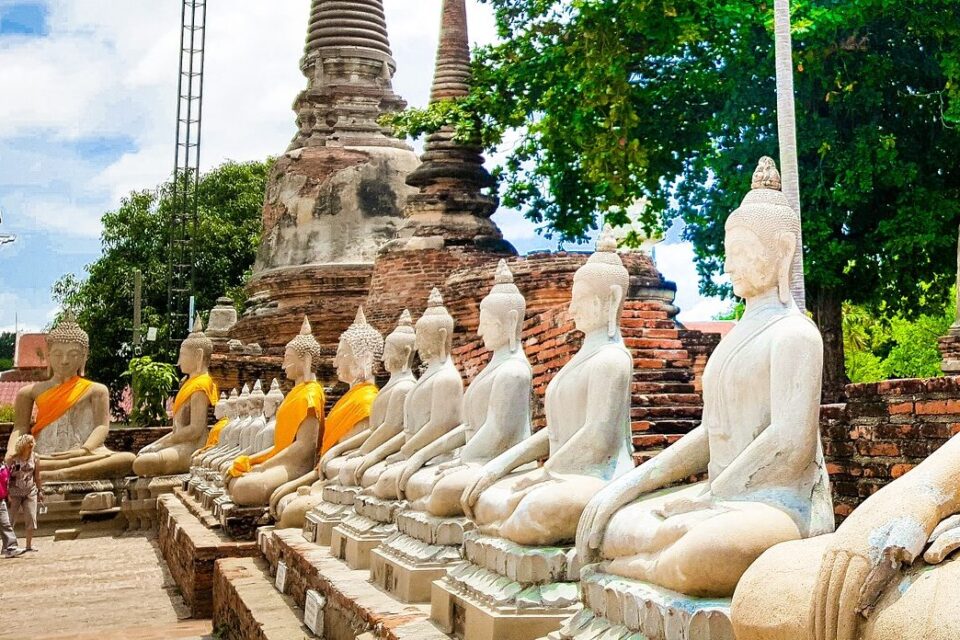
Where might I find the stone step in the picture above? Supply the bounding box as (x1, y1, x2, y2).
(267, 528, 450, 640)
(214, 556, 316, 640)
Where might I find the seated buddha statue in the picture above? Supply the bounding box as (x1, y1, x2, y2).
(226, 317, 325, 507)
(133, 315, 219, 477)
(192, 388, 239, 472)
(396, 260, 533, 518)
(368, 289, 464, 501)
(7, 313, 135, 481)
(194, 392, 230, 459)
(216, 380, 265, 478)
(341, 310, 417, 489)
(252, 379, 283, 454)
(270, 307, 383, 527)
(202, 384, 251, 473)
(575, 158, 832, 598)
(461, 227, 635, 546)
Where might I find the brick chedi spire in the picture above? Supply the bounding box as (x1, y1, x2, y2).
(390, 0, 513, 250)
(290, 0, 411, 150)
(365, 0, 515, 339)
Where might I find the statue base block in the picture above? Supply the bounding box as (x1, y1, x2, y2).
(369, 510, 474, 603)
(330, 494, 405, 569)
(302, 484, 362, 545)
(39, 479, 126, 529)
(429, 531, 582, 640)
(220, 503, 272, 541)
(121, 474, 188, 530)
(158, 493, 259, 617)
(553, 566, 733, 640)
(173, 486, 221, 529)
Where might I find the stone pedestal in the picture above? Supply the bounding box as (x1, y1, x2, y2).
(370, 509, 473, 603)
(37, 479, 126, 528)
(121, 474, 188, 530)
(302, 483, 360, 546)
(220, 503, 272, 541)
(553, 566, 733, 640)
(330, 494, 404, 570)
(430, 531, 581, 640)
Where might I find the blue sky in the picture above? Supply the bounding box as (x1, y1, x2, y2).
(0, 0, 727, 333)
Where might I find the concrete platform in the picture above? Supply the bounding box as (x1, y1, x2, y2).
(157, 493, 260, 617)
(264, 528, 450, 640)
(213, 556, 315, 640)
(370, 545, 448, 604)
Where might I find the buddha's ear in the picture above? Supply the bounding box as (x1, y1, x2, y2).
(303, 352, 313, 375)
(508, 309, 519, 353)
(403, 344, 413, 370)
(608, 285, 624, 338)
(439, 328, 449, 359)
(776, 231, 797, 305)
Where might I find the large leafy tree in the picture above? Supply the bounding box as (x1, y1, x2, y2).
(53, 160, 270, 409)
(391, 0, 960, 396)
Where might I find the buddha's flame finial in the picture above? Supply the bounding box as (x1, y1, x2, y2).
(751, 156, 782, 191)
(597, 224, 618, 253)
(494, 259, 514, 285)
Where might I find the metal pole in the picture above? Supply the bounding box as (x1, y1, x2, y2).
(133, 269, 142, 347)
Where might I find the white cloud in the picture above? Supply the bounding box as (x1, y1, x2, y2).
(654, 241, 731, 322)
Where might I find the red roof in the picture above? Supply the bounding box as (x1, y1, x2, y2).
(684, 321, 735, 338)
(0, 381, 30, 408)
(15, 333, 48, 369)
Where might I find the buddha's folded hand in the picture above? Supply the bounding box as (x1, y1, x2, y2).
(924, 513, 960, 564)
(461, 464, 506, 518)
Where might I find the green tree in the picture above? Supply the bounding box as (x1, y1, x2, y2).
(0, 331, 14, 370)
(390, 1, 960, 398)
(122, 356, 178, 428)
(53, 160, 270, 410)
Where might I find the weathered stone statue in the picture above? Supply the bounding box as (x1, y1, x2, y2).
(253, 380, 283, 454)
(202, 384, 252, 473)
(194, 392, 230, 457)
(218, 380, 266, 477)
(461, 227, 634, 547)
(369, 289, 464, 500)
(133, 315, 219, 477)
(270, 307, 383, 528)
(575, 159, 831, 602)
(7, 313, 135, 481)
(397, 260, 532, 515)
(189, 389, 237, 493)
(226, 317, 324, 507)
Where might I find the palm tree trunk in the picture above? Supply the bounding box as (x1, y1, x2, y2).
(774, 0, 807, 312)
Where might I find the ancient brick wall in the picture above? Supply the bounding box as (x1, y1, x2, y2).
(821, 376, 960, 521)
(0, 423, 169, 460)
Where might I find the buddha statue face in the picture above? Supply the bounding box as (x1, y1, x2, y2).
(178, 315, 213, 376)
(569, 227, 629, 337)
(415, 289, 454, 364)
(382, 310, 416, 375)
(214, 396, 227, 421)
(335, 307, 384, 385)
(248, 389, 265, 417)
(478, 260, 525, 352)
(282, 347, 310, 381)
(264, 381, 283, 419)
(723, 156, 799, 304)
(48, 342, 87, 379)
(283, 316, 321, 382)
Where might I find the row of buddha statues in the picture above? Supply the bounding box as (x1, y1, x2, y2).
(5, 158, 955, 640)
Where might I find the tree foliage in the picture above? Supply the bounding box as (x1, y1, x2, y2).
(0, 331, 13, 371)
(122, 356, 178, 428)
(53, 160, 270, 410)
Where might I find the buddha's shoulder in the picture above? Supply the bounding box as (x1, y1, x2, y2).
(583, 343, 633, 370)
(770, 313, 823, 348)
(85, 380, 110, 398)
(492, 357, 532, 382)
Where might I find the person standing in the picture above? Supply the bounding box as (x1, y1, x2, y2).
(0, 458, 24, 558)
(8, 434, 41, 552)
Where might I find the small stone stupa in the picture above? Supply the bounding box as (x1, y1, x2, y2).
(229, 0, 420, 357)
(365, 0, 517, 333)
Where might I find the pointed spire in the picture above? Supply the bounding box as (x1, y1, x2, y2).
(597, 224, 618, 253)
(267, 378, 284, 402)
(398, 309, 413, 328)
(427, 288, 444, 308)
(300, 316, 312, 335)
(193, 313, 204, 333)
(494, 259, 513, 285)
(430, 0, 472, 102)
(253, 379, 263, 393)
(305, 0, 393, 59)
(354, 306, 367, 326)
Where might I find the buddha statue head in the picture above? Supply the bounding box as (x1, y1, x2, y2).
(724, 157, 800, 305)
(46, 311, 90, 379)
(178, 313, 214, 376)
(478, 260, 526, 353)
(335, 307, 385, 385)
(264, 379, 283, 420)
(248, 379, 265, 417)
(225, 388, 239, 419)
(415, 289, 454, 364)
(214, 392, 227, 421)
(237, 384, 252, 418)
(570, 225, 630, 338)
(383, 310, 416, 375)
(283, 316, 323, 382)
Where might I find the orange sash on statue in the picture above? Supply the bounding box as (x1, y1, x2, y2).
(320, 382, 378, 456)
(172, 373, 219, 417)
(198, 417, 230, 452)
(31, 376, 93, 437)
(229, 380, 325, 477)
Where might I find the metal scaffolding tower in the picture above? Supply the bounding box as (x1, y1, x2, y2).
(166, 0, 207, 342)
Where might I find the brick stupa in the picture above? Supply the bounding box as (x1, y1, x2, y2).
(365, 0, 517, 333)
(228, 0, 419, 364)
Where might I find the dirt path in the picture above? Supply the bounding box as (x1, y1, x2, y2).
(0, 532, 211, 640)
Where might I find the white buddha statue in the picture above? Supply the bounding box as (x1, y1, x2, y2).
(368, 289, 464, 501)
(575, 158, 832, 598)
(192, 388, 238, 474)
(253, 380, 283, 453)
(8, 313, 135, 481)
(461, 226, 634, 547)
(345, 311, 418, 489)
(203, 384, 252, 473)
(269, 308, 383, 528)
(216, 380, 265, 478)
(396, 260, 533, 517)
(227, 317, 325, 507)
